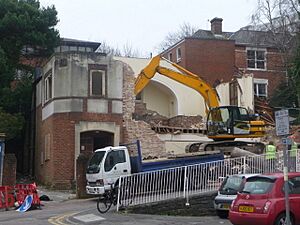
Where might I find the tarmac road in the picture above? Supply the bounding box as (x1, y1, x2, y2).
(0, 198, 232, 225)
(0, 187, 231, 225)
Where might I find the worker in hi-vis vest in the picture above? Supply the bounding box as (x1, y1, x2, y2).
(289, 141, 298, 172)
(265, 141, 277, 172)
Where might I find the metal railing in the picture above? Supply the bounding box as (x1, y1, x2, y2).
(117, 149, 300, 211)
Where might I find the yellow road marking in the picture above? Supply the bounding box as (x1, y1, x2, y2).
(48, 212, 77, 225)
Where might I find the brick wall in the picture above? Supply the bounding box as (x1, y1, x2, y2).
(185, 39, 236, 86)
(76, 153, 92, 198)
(122, 63, 166, 158)
(2, 154, 17, 186)
(163, 38, 236, 86)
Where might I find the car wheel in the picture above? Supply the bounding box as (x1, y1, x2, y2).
(216, 210, 228, 219)
(274, 213, 294, 225)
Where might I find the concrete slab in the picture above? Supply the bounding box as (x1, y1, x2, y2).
(73, 213, 106, 222)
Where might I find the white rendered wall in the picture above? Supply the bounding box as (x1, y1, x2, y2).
(114, 57, 206, 118)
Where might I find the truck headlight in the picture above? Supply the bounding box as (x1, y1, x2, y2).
(96, 179, 104, 186)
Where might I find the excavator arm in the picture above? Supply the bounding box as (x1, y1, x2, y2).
(134, 55, 219, 113)
(134, 55, 265, 141)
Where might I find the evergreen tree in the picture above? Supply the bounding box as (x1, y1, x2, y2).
(0, 0, 59, 139)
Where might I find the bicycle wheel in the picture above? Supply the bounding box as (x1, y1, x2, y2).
(97, 194, 112, 213)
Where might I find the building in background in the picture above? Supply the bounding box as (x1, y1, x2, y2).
(161, 17, 287, 101)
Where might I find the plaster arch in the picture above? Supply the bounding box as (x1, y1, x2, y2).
(141, 80, 178, 118)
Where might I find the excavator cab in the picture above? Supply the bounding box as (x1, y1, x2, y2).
(207, 106, 251, 139)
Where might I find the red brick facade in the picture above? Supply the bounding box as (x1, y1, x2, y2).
(35, 103, 123, 189)
(162, 39, 236, 87)
(185, 39, 235, 85)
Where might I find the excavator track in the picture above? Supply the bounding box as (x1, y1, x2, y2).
(186, 141, 265, 156)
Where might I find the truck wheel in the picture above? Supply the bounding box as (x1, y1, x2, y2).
(216, 210, 228, 219)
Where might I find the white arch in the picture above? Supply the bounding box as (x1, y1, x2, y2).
(141, 80, 178, 117)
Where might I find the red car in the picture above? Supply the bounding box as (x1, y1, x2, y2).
(229, 172, 300, 225)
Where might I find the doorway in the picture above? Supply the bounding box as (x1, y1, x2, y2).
(80, 131, 114, 154)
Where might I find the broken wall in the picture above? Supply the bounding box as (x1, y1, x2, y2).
(216, 74, 254, 111)
(122, 63, 166, 158)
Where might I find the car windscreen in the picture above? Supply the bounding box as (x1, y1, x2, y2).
(87, 151, 105, 174)
(242, 177, 276, 194)
(219, 176, 243, 194)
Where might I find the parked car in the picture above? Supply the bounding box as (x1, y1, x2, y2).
(214, 174, 258, 218)
(229, 172, 300, 225)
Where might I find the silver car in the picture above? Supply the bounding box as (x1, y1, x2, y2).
(214, 174, 258, 218)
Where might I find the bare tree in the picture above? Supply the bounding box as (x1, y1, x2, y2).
(251, 0, 299, 52)
(251, 0, 300, 112)
(122, 42, 141, 57)
(97, 41, 122, 56)
(97, 41, 141, 58)
(156, 22, 198, 52)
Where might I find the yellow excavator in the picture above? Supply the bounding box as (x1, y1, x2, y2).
(134, 55, 266, 153)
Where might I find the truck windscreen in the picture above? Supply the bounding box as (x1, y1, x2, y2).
(87, 151, 105, 174)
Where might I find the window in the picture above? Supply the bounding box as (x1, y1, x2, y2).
(283, 176, 300, 194)
(219, 176, 243, 195)
(247, 49, 266, 70)
(254, 79, 268, 97)
(104, 150, 126, 172)
(87, 151, 106, 174)
(176, 47, 181, 62)
(90, 70, 106, 96)
(168, 52, 173, 61)
(242, 177, 275, 194)
(44, 71, 53, 102)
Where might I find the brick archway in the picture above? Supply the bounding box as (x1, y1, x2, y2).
(74, 121, 120, 178)
(80, 130, 114, 154)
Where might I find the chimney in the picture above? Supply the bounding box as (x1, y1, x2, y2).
(210, 17, 223, 35)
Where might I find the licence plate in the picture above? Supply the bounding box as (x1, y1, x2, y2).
(239, 205, 254, 212)
(222, 204, 230, 209)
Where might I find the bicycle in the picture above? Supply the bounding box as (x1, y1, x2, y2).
(96, 184, 118, 213)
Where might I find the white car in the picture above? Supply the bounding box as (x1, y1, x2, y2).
(214, 174, 259, 218)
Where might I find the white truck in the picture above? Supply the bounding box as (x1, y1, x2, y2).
(86, 141, 224, 195)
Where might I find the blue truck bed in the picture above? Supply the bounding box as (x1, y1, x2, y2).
(129, 140, 224, 173)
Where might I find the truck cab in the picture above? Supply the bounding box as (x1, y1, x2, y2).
(86, 146, 131, 195)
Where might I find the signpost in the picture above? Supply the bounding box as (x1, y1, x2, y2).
(275, 109, 289, 136)
(275, 109, 290, 225)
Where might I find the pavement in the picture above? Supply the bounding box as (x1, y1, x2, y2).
(37, 186, 76, 202)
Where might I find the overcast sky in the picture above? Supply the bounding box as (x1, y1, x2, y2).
(39, 0, 257, 56)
